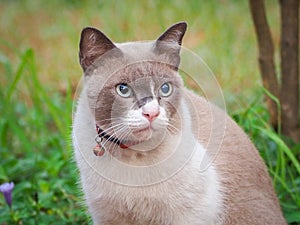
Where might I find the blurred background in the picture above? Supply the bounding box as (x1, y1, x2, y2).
(0, 0, 299, 224)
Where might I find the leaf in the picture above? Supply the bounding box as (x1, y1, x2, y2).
(255, 126, 300, 175)
(0, 165, 8, 181)
(6, 49, 32, 101)
(285, 211, 300, 223)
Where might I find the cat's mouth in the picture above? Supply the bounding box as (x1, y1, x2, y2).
(119, 127, 152, 149)
(132, 125, 152, 134)
(129, 124, 156, 144)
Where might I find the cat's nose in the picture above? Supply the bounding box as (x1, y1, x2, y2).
(142, 110, 160, 122)
(142, 100, 160, 122)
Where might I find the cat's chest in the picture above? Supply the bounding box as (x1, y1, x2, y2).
(96, 147, 220, 222)
(97, 167, 205, 224)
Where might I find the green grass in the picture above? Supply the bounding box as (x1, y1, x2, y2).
(0, 0, 299, 224)
(0, 47, 90, 224)
(231, 97, 300, 224)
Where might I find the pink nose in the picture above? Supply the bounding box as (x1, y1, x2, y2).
(142, 110, 160, 121)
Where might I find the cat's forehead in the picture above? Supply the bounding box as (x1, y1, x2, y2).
(116, 41, 156, 59)
(87, 40, 181, 90)
(105, 41, 178, 84)
(108, 60, 177, 87)
(116, 41, 178, 68)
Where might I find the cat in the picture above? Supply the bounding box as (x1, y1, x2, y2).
(72, 22, 287, 225)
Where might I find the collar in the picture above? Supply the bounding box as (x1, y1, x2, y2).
(94, 124, 143, 157)
(95, 124, 128, 149)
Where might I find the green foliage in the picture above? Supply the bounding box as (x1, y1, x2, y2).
(232, 96, 300, 224)
(0, 48, 90, 224)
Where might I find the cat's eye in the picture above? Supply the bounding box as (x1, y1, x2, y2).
(116, 83, 133, 98)
(159, 82, 172, 97)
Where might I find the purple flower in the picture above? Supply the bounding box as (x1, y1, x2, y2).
(0, 182, 14, 207)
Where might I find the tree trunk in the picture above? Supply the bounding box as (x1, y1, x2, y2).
(249, 0, 280, 129)
(280, 0, 299, 142)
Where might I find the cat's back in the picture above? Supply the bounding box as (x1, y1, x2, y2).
(184, 89, 287, 225)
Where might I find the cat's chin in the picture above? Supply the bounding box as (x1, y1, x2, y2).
(131, 127, 153, 142)
(127, 126, 167, 150)
(132, 126, 152, 135)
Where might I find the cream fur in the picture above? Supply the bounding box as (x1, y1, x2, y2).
(73, 91, 224, 224)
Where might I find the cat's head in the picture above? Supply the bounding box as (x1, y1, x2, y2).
(79, 22, 187, 150)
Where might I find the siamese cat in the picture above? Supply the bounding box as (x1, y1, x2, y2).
(72, 22, 286, 224)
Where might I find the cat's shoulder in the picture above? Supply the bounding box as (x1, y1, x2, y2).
(182, 88, 255, 150)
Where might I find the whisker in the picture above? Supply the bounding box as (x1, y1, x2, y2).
(166, 123, 179, 134)
(95, 119, 124, 129)
(119, 127, 133, 143)
(102, 124, 128, 150)
(168, 117, 180, 124)
(167, 126, 178, 134)
(102, 125, 126, 144)
(95, 118, 120, 123)
(167, 121, 178, 129)
(95, 123, 128, 158)
(98, 123, 125, 136)
(96, 121, 123, 129)
(105, 125, 129, 158)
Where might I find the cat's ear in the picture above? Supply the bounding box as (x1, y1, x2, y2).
(155, 22, 187, 69)
(79, 27, 119, 72)
(157, 22, 187, 46)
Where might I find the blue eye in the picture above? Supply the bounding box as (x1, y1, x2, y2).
(116, 84, 132, 98)
(160, 82, 172, 97)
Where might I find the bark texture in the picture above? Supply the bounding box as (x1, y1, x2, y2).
(280, 0, 299, 142)
(249, 0, 280, 129)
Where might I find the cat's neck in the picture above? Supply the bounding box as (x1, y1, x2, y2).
(93, 98, 207, 186)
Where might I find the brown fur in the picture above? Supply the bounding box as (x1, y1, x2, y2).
(185, 90, 286, 224)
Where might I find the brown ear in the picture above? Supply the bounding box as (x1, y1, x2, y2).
(157, 22, 187, 46)
(155, 22, 187, 69)
(79, 27, 117, 71)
